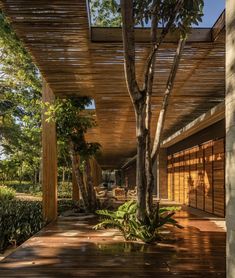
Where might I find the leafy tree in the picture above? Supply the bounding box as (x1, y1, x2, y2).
(0, 11, 42, 184)
(46, 97, 100, 212)
(91, 0, 204, 220)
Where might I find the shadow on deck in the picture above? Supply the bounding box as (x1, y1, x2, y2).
(0, 210, 225, 278)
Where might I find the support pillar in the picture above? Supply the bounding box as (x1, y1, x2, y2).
(42, 79, 57, 223)
(226, 2, 235, 276)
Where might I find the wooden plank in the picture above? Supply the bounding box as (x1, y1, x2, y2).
(212, 10, 225, 41)
(213, 138, 225, 217)
(42, 79, 57, 223)
(189, 147, 197, 208)
(203, 142, 213, 214)
(91, 27, 213, 43)
(0, 216, 226, 277)
(196, 146, 204, 210)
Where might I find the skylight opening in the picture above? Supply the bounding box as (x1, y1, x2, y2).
(85, 99, 96, 110)
(89, 0, 225, 28)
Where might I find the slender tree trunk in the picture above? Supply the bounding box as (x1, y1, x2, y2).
(85, 159, 97, 211)
(151, 38, 186, 163)
(145, 2, 158, 215)
(69, 141, 90, 211)
(135, 101, 147, 221)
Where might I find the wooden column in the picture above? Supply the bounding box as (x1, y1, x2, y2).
(226, 2, 235, 277)
(42, 80, 57, 223)
(72, 169, 80, 202)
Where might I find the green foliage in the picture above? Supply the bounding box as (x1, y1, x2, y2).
(57, 199, 77, 215)
(94, 201, 182, 243)
(0, 10, 42, 184)
(46, 97, 100, 158)
(90, 0, 204, 37)
(4, 180, 74, 199)
(0, 197, 78, 252)
(0, 185, 15, 200)
(90, 0, 121, 27)
(0, 199, 44, 252)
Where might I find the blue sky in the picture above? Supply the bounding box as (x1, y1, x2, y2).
(199, 0, 225, 27)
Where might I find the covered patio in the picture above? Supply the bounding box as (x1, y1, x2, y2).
(0, 209, 225, 277)
(0, 0, 234, 277)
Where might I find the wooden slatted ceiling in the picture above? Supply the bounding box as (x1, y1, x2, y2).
(0, 1, 225, 168)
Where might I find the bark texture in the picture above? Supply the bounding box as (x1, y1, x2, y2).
(120, 0, 185, 219)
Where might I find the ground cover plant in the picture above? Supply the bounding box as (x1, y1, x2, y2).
(94, 200, 182, 243)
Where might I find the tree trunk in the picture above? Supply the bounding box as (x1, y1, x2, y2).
(85, 159, 97, 211)
(145, 2, 158, 216)
(135, 101, 147, 221)
(69, 141, 90, 211)
(151, 38, 186, 163)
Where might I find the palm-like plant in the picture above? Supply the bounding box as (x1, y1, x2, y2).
(94, 201, 183, 243)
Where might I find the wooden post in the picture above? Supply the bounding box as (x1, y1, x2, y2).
(72, 169, 80, 202)
(226, 2, 235, 277)
(42, 79, 57, 223)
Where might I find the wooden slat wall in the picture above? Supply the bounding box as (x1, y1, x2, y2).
(204, 141, 213, 213)
(167, 138, 225, 217)
(213, 139, 225, 217)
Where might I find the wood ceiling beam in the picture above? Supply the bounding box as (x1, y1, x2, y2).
(91, 27, 212, 43)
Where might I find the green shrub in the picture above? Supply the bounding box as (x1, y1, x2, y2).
(58, 182, 72, 199)
(4, 180, 72, 198)
(0, 186, 16, 200)
(0, 199, 44, 252)
(58, 199, 77, 214)
(94, 201, 182, 243)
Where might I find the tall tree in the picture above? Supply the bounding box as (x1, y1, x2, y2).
(0, 11, 42, 183)
(46, 97, 100, 212)
(91, 0, 203, 220)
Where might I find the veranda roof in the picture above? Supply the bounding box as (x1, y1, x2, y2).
(0, 1, 225, 168)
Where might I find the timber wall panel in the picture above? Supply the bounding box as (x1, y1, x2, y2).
(213, 138, 225, 217)
(204, 142, 213, 214)
(189, 147, 197, 208)
(167, 155, 173, 200)
(196, 146, 205, 210)
(167, 138, 225, 217)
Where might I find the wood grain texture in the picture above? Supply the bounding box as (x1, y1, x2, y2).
(0, 211, 226, 278)
(168, 138, 225, 217)
(42, 80, 57, 223)
(0, 0, 225, 168)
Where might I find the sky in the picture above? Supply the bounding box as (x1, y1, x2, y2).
(198, 0, 225, 27)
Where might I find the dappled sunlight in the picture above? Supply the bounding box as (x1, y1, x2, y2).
(0, 214, 226, 277)
(168, 137, 225, 217)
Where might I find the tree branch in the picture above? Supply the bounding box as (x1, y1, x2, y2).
(143, 0, 184, 93)
(151, 37, 186, 162)
(120, 0, 141, 102)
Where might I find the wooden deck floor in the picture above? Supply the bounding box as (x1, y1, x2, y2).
(0, 211, 225, 278)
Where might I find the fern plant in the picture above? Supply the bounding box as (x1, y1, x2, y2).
(94, 201, 183, 243)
